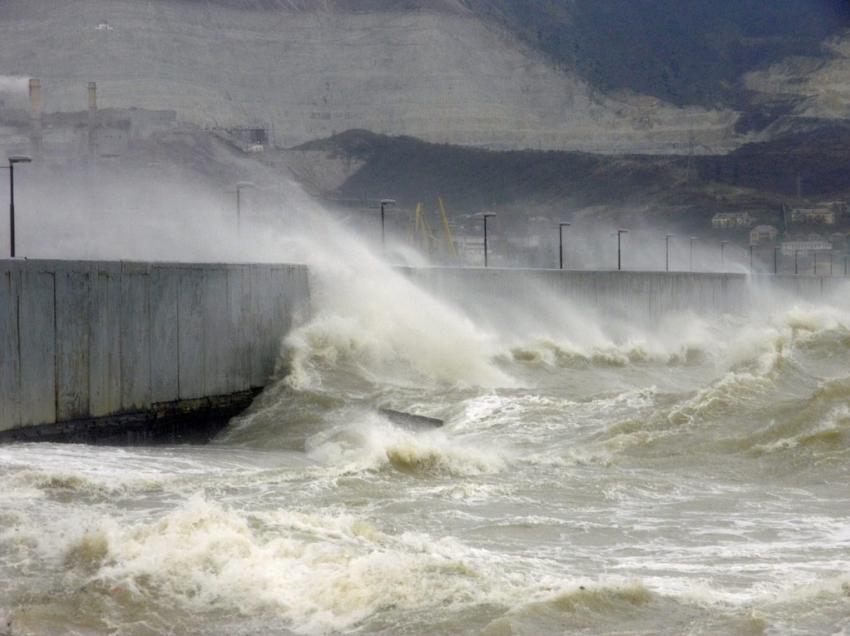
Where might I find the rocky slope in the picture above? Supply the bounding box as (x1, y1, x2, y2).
(465, 0, 850, 109)
(0, 0, 738, 154)
(1, 0, 848, 155)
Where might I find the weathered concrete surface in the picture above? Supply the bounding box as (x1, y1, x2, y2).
(2, 391, 257, 445)
(0, 260, 309, 444)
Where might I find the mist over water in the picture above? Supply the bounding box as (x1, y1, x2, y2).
(2, 179, 850, 635)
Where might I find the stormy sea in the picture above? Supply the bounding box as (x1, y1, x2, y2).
(2, 226, 849, 636)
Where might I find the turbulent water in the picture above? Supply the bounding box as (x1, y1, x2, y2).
(2, 251, 850, 635)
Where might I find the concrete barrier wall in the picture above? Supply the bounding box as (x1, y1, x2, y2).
(3, 261, 847, 442)
(400, 268, 850, 326)
(0, 260, 310, 436)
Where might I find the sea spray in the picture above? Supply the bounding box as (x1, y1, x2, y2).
(280, 218, 513, 390)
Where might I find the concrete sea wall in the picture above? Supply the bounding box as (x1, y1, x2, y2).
(0, 260, 309, 444)
(401, 268, 850, 326)
(2, 262, 847, 444)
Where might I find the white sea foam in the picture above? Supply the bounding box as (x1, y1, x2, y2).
(5, 194, 850, 635)
(280, 221, 514, 391)
(3, 494, 570, 635)
(303, 413, 510, 476)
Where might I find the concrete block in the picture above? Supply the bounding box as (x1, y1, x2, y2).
(120, 262, 151, 411)
(88, 262, 122, 417)
(248, 265, 274, 388)
(0, 263, 21, 431)
(18, 265, 55, 427)
(178, 266, 205, 400)
(55, 261, 92, 421)
(149, 264, 180, 403)
(227, 265, 251, 393)
(202, 266, 229, 397)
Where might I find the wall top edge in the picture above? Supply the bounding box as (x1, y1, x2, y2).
(0, 259, 308, 272)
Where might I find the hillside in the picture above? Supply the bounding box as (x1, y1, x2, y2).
(289, 128, 840, 233)
(0, 0, 777, 155)
(1, 1, 848, 156)
(465, 0, 850, 110)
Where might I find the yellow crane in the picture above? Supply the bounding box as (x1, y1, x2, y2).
(407, 198, 459, 262)
(438, 197, 458, 259)
(409, 202, 438, 253)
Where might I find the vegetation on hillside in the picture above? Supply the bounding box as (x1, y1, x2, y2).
(463, 0, 850, 108)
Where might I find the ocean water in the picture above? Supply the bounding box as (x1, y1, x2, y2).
(2, 252, 850, 635)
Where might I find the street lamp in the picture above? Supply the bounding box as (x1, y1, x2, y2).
(774, 246, 780, 274)
(380, 199, 395, 252)
(749, 243, 754, 273)
(665, 234, 674, 272)
(616, 229, 628, 271)
(721, 240, 729, 272)
(478, 212, 496, 267)
(559, 222, 570, 269)
(689, 236, 699, 271)
(795, 249, 800, 275)
(235, 181, 254, 237)
(7, 155, 32, 258)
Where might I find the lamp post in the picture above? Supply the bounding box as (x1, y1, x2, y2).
(795, 249, 800, 275)
(749, 243, 754, 273)
(481, 212, 496, 267)
(380, 199, 396, 252)
(559, 222, 570, 269)
(665, 234, 674, 271)
(616, 229, 628, 271)
(7, 155, 32, 258)
(774, 246, 780, 274)
(235, 181, 254, 238)
(721, 240, 729, 272)
(689, 236, 699, 271)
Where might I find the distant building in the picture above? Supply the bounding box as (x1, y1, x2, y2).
(781, 240, 832, 256)
(749, 225, 778, 245)
(711, 212, 755, 229)
(228, 124, 270, 148)
(790, 207, 835, 225)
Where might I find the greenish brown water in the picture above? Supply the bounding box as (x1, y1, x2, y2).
(2, 263, 850, 636)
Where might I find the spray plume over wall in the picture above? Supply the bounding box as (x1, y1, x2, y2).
(7, 155, 850, 399)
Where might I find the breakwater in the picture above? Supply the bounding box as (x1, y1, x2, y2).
(0, 260, 309, 444)
(2, 262, 847, 444)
